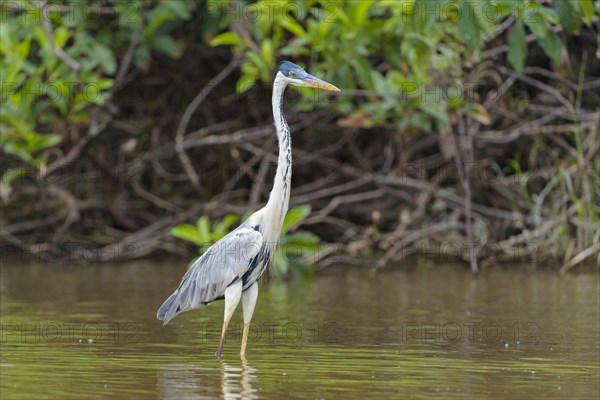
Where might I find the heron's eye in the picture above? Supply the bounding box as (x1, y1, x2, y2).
(289, 71, 296, 77)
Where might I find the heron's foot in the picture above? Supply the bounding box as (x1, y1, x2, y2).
(215, 321, 228, 360)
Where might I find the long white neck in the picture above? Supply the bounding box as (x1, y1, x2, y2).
(264, 78, 292, 240)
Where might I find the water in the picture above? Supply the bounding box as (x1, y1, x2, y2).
(1, 263, 598, 399)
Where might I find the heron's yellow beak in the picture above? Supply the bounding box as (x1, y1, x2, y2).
(303, 75, 340, 92)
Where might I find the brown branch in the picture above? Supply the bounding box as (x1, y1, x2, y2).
(456, 115, 478, 273)
(98, 203, 206, 261)
(378, 221, 464, 267)
(48, 185, 80, 242)
(175, 57, 242, 194)
(111, 16, 144, 92)
(560, 243, 600, 274)
(317, 189, 385, 217)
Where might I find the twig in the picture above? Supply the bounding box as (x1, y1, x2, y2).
(516, 74, 575, 115)
(378, 221, 463, 267)
(38, 135, 92, 180)
(480, 23, 562, 61)
(480, 15, 600, 62)
(175, 57, 242, 194)
(132, 180, 181, 212)
(317, 189, 385, 217)
(48, 185, 80, 242)
(455, 114, 478, 273)
(249, 155, 272, 209)
(99, 203, 205, 261)
(111, 15, 144, 92)
(559, 243, 600, 274)
(293, 176, 373, 205)
(223, 137, 274, 200)
(1, 215, 64, 236)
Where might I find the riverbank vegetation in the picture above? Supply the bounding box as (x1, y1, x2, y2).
(1, 1, 598, 274)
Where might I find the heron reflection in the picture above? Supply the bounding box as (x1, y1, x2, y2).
(156, 359, 258, 399)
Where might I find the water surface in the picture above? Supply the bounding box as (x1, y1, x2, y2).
(1, 263, 598, 399)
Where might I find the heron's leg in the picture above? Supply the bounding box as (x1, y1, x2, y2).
(215, 280, 242, 359)
(240, 282, 259, 357)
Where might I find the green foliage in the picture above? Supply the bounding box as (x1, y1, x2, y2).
(273, 204, 320, 277)
(210, 0, 592, 131)
(507, 22, 527, 73)
(544, 130, 600, 259)
(171, 205, 319, 278)
(0, 0, 196, 172)
(0, 1, 108, 167)
(171, 214, 241, 247)
(2, 0, 595, 270)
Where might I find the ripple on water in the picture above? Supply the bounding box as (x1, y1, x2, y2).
(1, 263, 598, 399)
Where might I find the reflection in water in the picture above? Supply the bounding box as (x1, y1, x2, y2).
(156, 363, 211, 399)
(156, 360, 258, 400)
(221, 359, 258, 400)
(1, 263, 598, 399)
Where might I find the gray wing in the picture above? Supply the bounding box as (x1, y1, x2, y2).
(157, 225, 263, 325)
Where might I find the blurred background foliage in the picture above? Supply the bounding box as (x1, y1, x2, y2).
(3, 0, 597, 166)
(1, 0, 598, 274)
(1, 0, 192, 171)
(211, 0, 595, 130)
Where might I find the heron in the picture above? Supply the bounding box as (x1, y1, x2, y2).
(157, 61, 340, 358)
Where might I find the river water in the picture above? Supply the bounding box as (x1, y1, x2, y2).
(1, 262, 598, 399)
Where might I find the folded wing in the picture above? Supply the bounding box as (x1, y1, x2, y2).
(157, 225, 263, 325)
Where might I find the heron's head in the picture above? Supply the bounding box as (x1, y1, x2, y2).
(274, 61, 340, 92)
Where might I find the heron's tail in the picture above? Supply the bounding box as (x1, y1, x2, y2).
(157, 291, 179, 325)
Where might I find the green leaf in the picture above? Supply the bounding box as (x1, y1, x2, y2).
(3, 58, 24, 83)
(4, 141, 32, 163)
(277, 19, 306, 38)
(152, 35, 183, 58)
(537, 29, 563, 65)
(94, 78, 115, 91)
(284, 231, 320, 248)
(53, 26, 71, 48)
(236, 74, 256, 93)
(352, 56, 374, 89)
(493, 1, 520, 19)
(34, 133, 62, 151)
(197, 216, 212, 243)
(171, 224, 205, 246)
(213, 214, 239, 238)
(145, 5, 174, 37)
(580, 0, 595, 25)
(525, 8, 547, 39)
(161, 0, 192, 19)
(94, 42, 117, 75)
(282, 205, 312, 235)
(370, 70, 388, 93)
(210, 32, 243, 47)
(353, 0, 375, 26)
(456, 2, 481, 50)
(16, 38, 31, 59)
(1, 167, 27, 185)
(507, 22, 527, 72)
(134, 44, 151, 68)
(465, 104, 491, 125)
(272, 249, 289, 275)
(554, 0, 582, 34)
